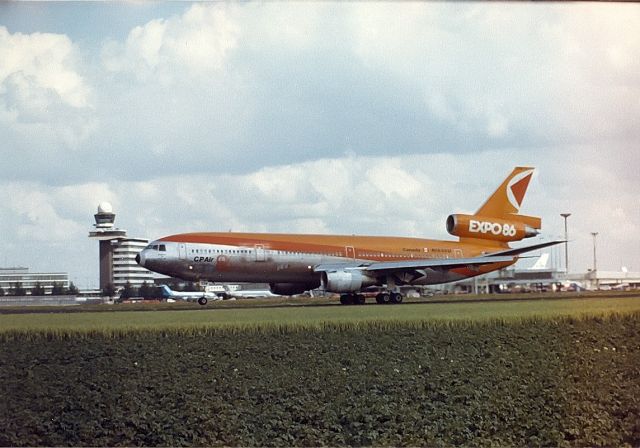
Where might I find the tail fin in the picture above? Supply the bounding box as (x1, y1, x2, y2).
(476, 167, 534, 218)
(447, 167, 541, 246)
(530, 253, 550, 270)
(160, 285, 172, 297)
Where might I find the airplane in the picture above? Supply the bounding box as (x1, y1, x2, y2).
(529, 253, 550, 270)
(223, 288, 281, 299)
(159, 284, 221, 305)
(137, 167, 563, 305)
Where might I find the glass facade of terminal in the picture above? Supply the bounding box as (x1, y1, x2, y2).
(0, 267, 69, 294)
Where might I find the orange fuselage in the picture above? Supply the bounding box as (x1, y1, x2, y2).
(145, 232, 514, 285)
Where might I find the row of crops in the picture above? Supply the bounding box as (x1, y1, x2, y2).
(1, 312, 639, 446)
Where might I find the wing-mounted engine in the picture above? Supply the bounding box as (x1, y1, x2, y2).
(321, 270, 377, 293)
(446, 214, 540, 243)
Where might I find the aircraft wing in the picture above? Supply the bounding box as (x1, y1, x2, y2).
(314, 261, 373, 271)
(314, 255, 515, 274)
(362, 256, 515, 273)
(482, 240, 565, 257)
(313, 241, 564, 277)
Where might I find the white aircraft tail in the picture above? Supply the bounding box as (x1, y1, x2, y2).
(160, 285, 173, 297)
(530, 253, 550, 270)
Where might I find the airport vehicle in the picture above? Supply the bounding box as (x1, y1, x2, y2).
(137, 167, 562, 305)
(159, 284, 221, 306)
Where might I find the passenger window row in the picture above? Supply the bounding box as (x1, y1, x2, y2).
(184, 248, 436, 259)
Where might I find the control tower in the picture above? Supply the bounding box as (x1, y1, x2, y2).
(88, 202, 127, 290)
(89, 202, 155, 291)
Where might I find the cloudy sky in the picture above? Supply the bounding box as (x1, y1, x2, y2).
(1, 2, 639, 288)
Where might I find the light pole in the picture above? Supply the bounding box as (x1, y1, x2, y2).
(591, 232, 598, 272)
(560, 213, 571, 273)
(591, 232, 598, 290)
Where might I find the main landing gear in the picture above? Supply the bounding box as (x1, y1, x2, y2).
(339, 293, 366, 305)
(339, 292, 404, 305)
(375, 292, 403, 304)
(198, 296, 208, 306)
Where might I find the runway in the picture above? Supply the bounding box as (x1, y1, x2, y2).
(0, 290, 637, 315)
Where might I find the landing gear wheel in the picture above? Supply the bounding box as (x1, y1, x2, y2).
(340, 294, 353, 305)
(390, 292, 403, 304)
(198, 297, 208, 306)
(375, 293, 385, 304)
(354, 294, 366, 305)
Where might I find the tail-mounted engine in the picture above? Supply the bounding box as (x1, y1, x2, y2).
(446, 214, 540, 243)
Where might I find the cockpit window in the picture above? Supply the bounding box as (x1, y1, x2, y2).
(153, 245, 159, 251)
(159, 244, 166, 252)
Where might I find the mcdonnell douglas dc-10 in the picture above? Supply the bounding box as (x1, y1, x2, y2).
(137, 167, 562, 305)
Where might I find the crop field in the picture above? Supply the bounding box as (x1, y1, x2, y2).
(1, 299, 639, 446)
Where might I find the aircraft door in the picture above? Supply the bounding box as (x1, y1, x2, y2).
(255, 244, 265, 262)
(178, 243, 187, 260)
(345, 246, 355, 260)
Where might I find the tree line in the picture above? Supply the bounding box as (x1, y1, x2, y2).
(0, 280, 200, 299)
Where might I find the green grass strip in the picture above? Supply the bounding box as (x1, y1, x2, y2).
(1, 296, 639, 339)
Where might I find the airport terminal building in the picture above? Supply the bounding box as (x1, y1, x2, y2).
(451, 264, 640, 294)
(0, 267, 69, 294)
(88, 203, 156, 290)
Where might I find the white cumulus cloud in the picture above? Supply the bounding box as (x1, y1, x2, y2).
(0, 26, 96, 157)
(0, 26, 90, 110)
(102, 4, 240, 82)
(348, 3, 640, 144)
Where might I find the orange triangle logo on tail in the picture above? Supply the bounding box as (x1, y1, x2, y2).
(476, 167, 535, 218)
(509, 173, 532, 208)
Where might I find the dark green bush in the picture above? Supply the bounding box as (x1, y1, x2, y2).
(1, 314, 639, 446)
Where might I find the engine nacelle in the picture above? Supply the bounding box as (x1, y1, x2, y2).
(446, 214, 539, 243)
(269, 282, 316, 296)
(321, 270, 376, 293)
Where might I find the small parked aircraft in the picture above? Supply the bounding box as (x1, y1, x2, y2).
(160, 284, 221, 306)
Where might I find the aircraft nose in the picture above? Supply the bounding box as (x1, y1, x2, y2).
(136, 252, 145, 267)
